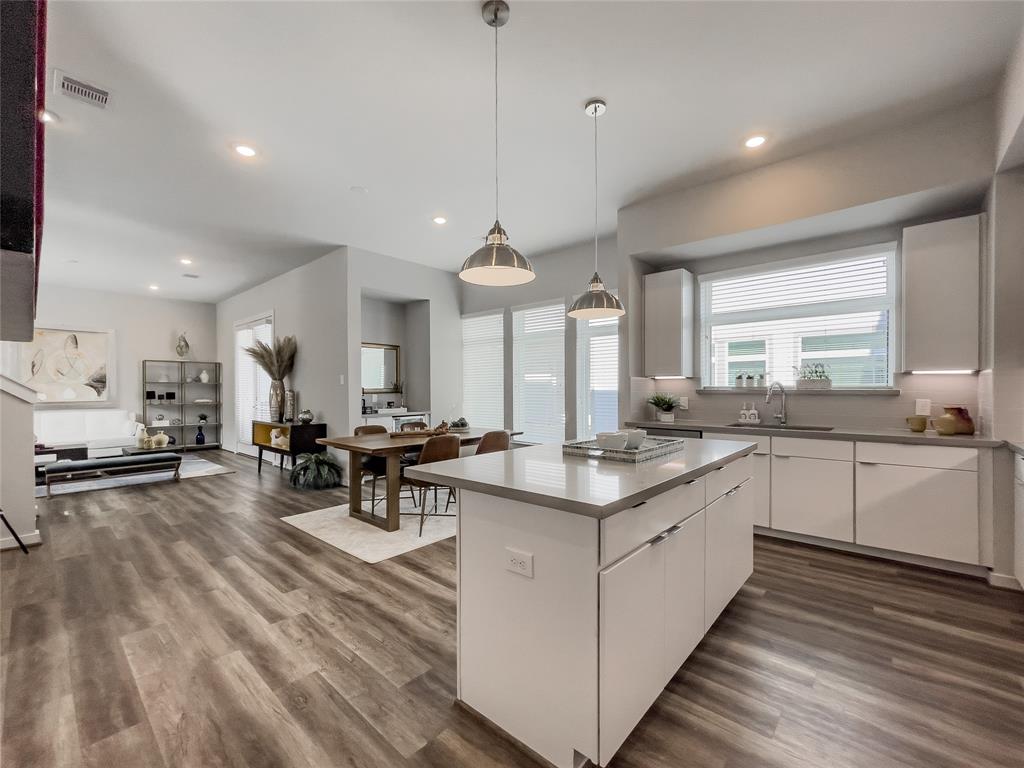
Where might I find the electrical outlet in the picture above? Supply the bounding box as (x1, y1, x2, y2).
(915, 398, 931, 416)
(339, 374, 345, 385)
(504, 547, 534, 578)
(678, 396, 689, 410)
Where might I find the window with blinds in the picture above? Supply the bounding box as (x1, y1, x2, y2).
(234, 316, 273, 451)
(513, 302, 566, 443)
(699, 244, 897, 388)
(462, 312, 505, 430)
(577, 315, 619, 439)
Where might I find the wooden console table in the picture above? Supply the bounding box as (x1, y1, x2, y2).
(252, 421, 326, 474)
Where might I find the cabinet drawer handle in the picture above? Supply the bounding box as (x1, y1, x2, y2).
(666, 523, 686, 537)
(725, 486, 740, 496)
(631, 500, 647, 509)
(773, 454, 790, 459)
(684, 478, 700, 485)
(650, 531, 671, 546)
(713, 466, 726, 471)
(857, 461, 878, 465)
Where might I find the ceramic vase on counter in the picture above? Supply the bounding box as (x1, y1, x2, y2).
(944, 406, 975, 435)
(152, 430, 170, 449)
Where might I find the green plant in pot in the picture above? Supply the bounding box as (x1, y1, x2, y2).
(289, 452, 343, 490)
(794, 362, 832, 391)
(244, 335, 297, 423)
(648, 392, 680, 423)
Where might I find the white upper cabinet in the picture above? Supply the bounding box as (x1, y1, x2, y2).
(901, 214, 981, 372)
(643, 268, 694, 377)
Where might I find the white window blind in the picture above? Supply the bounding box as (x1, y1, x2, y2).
(235, 316, 273, 449)
(700, 245, 896, 388)
(513, 302, 566, 443)
(462, 313, 505, 430)
(577, 315, 619, 439)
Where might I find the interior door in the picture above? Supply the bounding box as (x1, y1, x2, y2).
(663, 510, 706, 682)
(599, 541, 665, 765)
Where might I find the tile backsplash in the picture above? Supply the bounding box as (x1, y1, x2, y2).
(631, 374, 982, 432)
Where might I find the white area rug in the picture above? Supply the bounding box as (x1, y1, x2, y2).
(280, 497, 456, 563)
(37, 457, 234, 497)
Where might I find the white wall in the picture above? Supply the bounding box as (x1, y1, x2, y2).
(346, 247, 463, 435)
(216, 249, 349, 453)
(996, 22, 1024, 170)
(32, 284, 216, 417)
(617, 100, 995, 258)
(360, 295, 408, 409)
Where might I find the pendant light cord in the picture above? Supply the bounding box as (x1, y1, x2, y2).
(593, 107, 599, 273)
(494, 19, 500, 221)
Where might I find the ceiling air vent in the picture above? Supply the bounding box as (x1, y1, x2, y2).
(54, 69, 109, 108)
(182, 274, 200, 279)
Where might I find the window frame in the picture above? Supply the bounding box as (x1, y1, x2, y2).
(511, 298, 567, 444)
(461, 309, 506, 431)
(233, 311, 274, 454)
(698, 243, 899, 389)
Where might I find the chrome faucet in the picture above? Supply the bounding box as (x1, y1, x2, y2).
(765, 382, 787, 426)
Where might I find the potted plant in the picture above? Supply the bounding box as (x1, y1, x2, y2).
(648, 392, 680, 423)
(196, 412, 208, 425)
(289, 452, 343, 490)
(244, 335, 297, 422)
(795, 363, 832, 390)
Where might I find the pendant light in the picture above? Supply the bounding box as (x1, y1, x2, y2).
(568, 99, 624, 319)
(459, 0, 535, 287)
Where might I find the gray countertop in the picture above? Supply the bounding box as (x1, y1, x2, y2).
(625, 419, 1006, 449)
(1008, 441, 1024, 457)
(405, 439, 756, 519)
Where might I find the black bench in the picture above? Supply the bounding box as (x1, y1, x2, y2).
(43, 452, 182, 497)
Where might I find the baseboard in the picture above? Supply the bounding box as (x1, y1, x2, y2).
(1, 529, 41, 550)
(987, 571, 1023, 591)
(754, 527, 991, 580)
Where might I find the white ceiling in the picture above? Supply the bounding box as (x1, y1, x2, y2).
(40, 1, 1023, 301)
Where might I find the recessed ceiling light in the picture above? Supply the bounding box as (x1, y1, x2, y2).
(349, 185, 369, 194)
(65, 258, 79, 264)
(233, 144, 257, 157)
(39, 109, 60, 124)
(744, 135, 767, 149)
(179, 257, 193, 265)
(433, 216, 447, 225)
(149, 284, 160, 291)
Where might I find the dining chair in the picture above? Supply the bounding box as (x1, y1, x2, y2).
(354, 424, 416, 513)
(443, 429, 512, 512)
(399, 421, 428, 431)
(401, 433, 460, 535)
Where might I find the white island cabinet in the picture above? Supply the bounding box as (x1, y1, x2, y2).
(407, 440, 756, 768)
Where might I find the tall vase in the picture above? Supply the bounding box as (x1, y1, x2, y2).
(269, 379, 285, 423)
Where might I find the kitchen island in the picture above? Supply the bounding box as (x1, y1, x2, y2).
(406, 438, 757, 768)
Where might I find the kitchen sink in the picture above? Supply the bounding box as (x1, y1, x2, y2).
(726, 423, 834, 431)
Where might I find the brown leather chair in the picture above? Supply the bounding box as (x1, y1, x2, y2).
(399, 421, 428, 431)
(475, 430, 511, 455)
(354, 424, 415, 512)
(401, 433, 460, 535)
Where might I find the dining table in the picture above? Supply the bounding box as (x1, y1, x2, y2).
(316, 428, 521, 532)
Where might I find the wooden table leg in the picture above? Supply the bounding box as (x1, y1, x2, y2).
(346, 451, 399, 532)
(257, 446, 263, 474)
(384, 453, 400, 532)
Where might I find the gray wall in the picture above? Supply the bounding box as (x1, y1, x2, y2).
(216, 250, 348, 453)
(31, 284, 217, 417)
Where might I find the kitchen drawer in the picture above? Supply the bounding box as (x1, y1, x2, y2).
(772, 437, 852, 462)
(856, 442, 977, 471)
(703, 432, 770, 455)
(706, 454, 753, 503)
(601, 477, 705, 567)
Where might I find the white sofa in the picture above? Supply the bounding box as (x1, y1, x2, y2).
(34, 409, 141, 458)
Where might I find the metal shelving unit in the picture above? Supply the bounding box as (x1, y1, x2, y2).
(141, 360, 222, 451)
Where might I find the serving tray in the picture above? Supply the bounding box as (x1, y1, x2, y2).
(562, 436, 687, 463)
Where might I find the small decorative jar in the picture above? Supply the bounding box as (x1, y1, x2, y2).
(199, 369, 210, 384)
(152, 430, 170, 449)
(297, 409, 314, 424)
(943, 406, 975, 435)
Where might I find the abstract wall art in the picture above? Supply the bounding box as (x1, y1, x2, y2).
(16, 327, 114, 404)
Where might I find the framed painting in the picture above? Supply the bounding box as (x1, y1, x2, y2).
(15, 327, 116, 405)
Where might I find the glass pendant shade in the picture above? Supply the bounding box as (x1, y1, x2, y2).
(567, 272, 624, 319)
(459, 220, 535, 286)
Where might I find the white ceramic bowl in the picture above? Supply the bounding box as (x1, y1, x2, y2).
(624, 428, 647, 450)
(596, 431, 628, 450)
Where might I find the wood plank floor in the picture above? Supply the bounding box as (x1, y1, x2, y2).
(2, 449, 1022, 768)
